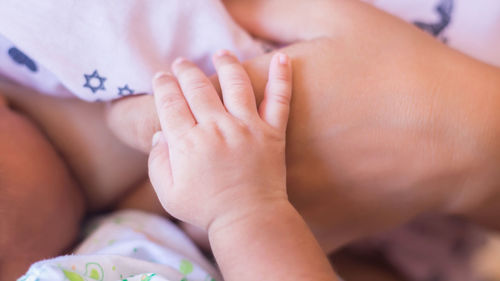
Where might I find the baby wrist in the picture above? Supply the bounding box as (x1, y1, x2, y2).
(207, 198, 293, 237)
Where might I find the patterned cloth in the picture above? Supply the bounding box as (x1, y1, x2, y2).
(19, 210, 220, 281)
(350, 215, 493, 281)
(0, 0, 266, 101)
(365, 0, 500, 67)
(1, 0, 499, 102)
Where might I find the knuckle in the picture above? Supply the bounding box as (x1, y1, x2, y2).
(220, 71, 250, 92)
(270, 92, 291, 106)
(257, 128, 284, 144)
(205, 121, 224, 136)
(158, 95, 185, 112)
(273, 70, 291, 84)
(227, 79, 250, 93)
(185, 77, 210, 93)
(157, 90, 181, 104)
(229, 119, 253, 138)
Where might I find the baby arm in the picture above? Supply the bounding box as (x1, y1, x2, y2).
(147, 51, 338, 280)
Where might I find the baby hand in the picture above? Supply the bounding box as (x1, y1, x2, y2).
(148, 51, 292, 231)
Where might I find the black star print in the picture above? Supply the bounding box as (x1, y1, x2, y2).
(83, 70, 106, 93)
(118, 84, 134, 96)
(414, 0, 454, 37)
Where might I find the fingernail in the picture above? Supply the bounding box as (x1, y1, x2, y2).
(172, 57, 187, 67)
(214, 49, 232, 58)
(153, 71, 172, 81)
(277, 53, 289, 65)
(152, 131, 164, 147)
(172, 57, 187, 75)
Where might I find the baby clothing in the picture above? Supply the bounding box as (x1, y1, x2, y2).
(2, 0, 500, 102)
(19, 210, 221, 281)
(352, 215, 492, 281)
(0, 0, 266, 101)
(365, 0, 500, 67)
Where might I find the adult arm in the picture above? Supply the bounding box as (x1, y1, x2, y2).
(224, 0, 500, 233)
(108, 1, 500, 250)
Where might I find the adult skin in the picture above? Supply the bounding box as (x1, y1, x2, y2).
(107, 0, 500, 252)
(0, 80, 148, 210)
(0, 95, 84, 280)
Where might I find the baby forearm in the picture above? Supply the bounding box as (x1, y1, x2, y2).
(208, 200, 338, 281)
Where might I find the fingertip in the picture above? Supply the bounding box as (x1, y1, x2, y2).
(212, 49, 238, 66)
(214, 49, 233, 59)
(154, 71, 169, 81)
(270, 52, 292, 78)
(149, 131, 170, 166)
(260, 52, 293, 132)
(172, 57, 188, 74)
(153, 71, 174, 87)
(276, 52, 289, 66)
(148, 139, 171, 179)
(151, 131, 165, 147)
(268, 52, 292, 86)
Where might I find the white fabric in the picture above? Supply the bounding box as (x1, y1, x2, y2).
(0, 0, 499, 102)
(19, 210, 220, 281)
(0, 35, 73, 98)
(0, 0, 265, 101)
(365, 0, 500, 67)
